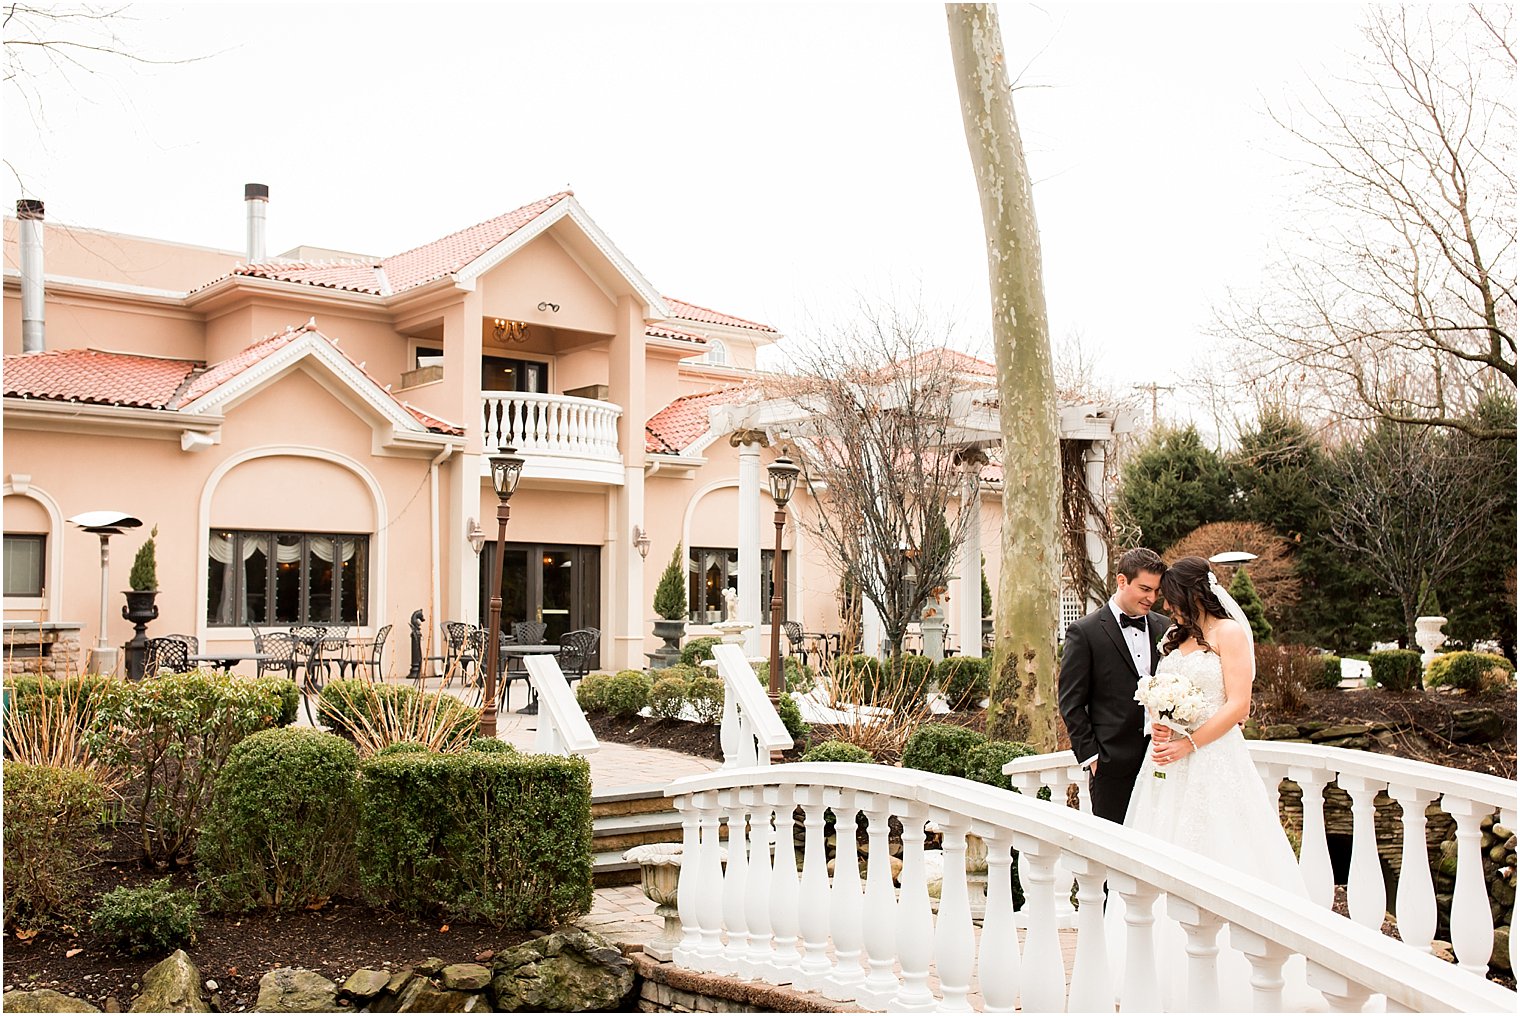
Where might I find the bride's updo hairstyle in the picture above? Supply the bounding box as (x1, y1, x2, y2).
(1159, 556, 1231, 656)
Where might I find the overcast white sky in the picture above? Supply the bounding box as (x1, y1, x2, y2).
(3, 2, 1372, 421)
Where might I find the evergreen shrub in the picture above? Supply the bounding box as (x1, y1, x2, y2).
(575, 672, 612, 712)
(128, 526, 158, 591)
(844, 654, 884, 703)
(1369, 649, 1423, 693)
(686, 674, 724, 724)
(649, 675, 690, 721)
(653, 546, 688, 620)
(965, 739, 1035, 787)
(1317, 655, 1344, 690)
(935, 656, 989, 710)
(1425, 651, 1515, 692)
(895, 654, 934, 695)
(753, 657, 816, 694)
(2, 760, 107, 925)
(467, 737, 517, 754)
(901, 723, 987, 779)
(604, 670, 653, 718)
(801, 740, 873, 764)
(1227, 567, 1273, 642)
(91, 879, 197, 955)
(679, 637, 723, 668)
(777, 691, 808, 747)
(196, 727, 359, 911)
(356, 749, 593, 928)
(87, 671, 289, 864)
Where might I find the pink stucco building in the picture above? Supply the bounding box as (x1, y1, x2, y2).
(3, 186, 1120, 676)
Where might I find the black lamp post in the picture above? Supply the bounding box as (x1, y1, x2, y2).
(766, 453, 801, 706)
(481, 445, 525, 737)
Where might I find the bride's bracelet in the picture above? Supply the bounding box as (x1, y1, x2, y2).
(1183, 731, 1199, 752)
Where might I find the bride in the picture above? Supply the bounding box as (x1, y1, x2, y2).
(1107, 555, 1324, 1011)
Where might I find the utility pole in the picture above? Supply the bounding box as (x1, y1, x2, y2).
(1132, 382, 1175, 428)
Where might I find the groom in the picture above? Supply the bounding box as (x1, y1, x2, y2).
(1058, 547, 1170, 823)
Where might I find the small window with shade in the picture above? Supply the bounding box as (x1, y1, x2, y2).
(701, 339, 728, 366)
(3, 534, 45, 597)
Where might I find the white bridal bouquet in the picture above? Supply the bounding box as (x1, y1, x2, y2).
(1133, 671, 1208, 778)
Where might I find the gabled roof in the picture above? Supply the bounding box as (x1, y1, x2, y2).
(3, 324, 462, 437)
(645, 384, 757, 454)
(3, 349, 199, 409)
(662, 296, 776, 334)
(646, 322, 709, 344)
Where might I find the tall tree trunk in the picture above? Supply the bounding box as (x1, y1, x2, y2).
(946, 4, 1062, 749)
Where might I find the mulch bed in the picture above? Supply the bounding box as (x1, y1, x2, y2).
(2, 823, 533, 1013)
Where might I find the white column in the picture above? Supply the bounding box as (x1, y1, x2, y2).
(736, 436, 763, 657)
(957, 461, 983, 659)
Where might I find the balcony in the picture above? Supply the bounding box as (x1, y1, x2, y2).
(481, 391, 624, 485)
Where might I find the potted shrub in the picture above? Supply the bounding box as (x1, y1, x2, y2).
(122, 525, 160, 681)
(649, 545, 687, 668)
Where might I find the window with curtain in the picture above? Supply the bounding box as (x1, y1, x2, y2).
(686, 546, 787, 622)
(207, 530, 367, 626)
(3, 534, 45, 596)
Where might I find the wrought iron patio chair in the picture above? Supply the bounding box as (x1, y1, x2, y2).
(555, 628, 599, 685)
(144, 636, 191, 675)
(254, 631, 300, 681)
(344, 624, 391, 680)
(781, 620, 808, 668)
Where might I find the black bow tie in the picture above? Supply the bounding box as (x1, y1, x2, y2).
(1120, 613, 1147, 631)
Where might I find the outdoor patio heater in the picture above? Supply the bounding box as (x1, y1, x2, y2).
(481, 446, 526, 738)
(67, 510, 143, 677)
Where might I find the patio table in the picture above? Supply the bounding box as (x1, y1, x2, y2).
(187, 652, 273, 671)
(500, 643, 560, 714)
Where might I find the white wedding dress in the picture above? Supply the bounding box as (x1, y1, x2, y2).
(1105, 648, 1327, 1011)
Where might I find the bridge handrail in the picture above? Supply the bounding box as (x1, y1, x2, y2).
(523, 654, 599, 756)
(710, 642, 792, 764)
(666, 762, 1515, 1012)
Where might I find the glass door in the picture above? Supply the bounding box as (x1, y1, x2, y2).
(480, 542, 600, 662)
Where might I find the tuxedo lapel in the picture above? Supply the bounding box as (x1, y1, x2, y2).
(1098, 611, 1141, 680)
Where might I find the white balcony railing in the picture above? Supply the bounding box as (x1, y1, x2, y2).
(666, 757, 1517, 1013)
(1004, 742, 1518, 983)
(481, 391, 623, 483)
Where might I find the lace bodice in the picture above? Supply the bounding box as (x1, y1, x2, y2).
(1154, 648, 1228, 717)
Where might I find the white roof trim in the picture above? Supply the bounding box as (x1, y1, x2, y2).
(451, 196, 670, 320)
(178, 328, 429, 436)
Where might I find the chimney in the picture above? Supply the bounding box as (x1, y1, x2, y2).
(17, 199, 44, 354)
(244, 183, 268, 263)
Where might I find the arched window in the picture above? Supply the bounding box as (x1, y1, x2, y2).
(702, 339, 728, 366)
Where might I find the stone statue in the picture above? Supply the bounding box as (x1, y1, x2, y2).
(722, 586, 738, 621)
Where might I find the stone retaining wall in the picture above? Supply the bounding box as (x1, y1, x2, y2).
(2, 623, 84, 678)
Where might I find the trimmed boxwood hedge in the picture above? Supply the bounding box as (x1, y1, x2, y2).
(679, 636, 723, 668)
(964, 739, 1036, 787)
(197, 727, 359, 911)
(1316, 655, 1344, 690)
(901, 723, 987, 779)
(3, 760, 107, 925)
(801, 740, 873, 764)
(356, 748, 593, 929)
(1426, 651, 1515, 691)
(1369, 649, 1423, 692)
(935, 656, 990, 710)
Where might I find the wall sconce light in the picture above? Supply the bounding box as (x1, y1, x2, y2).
(632, 524, 651, 560)
(492, 318, 529, 343)
(537, 301, 560, 313)
(467, 517, 486, 556)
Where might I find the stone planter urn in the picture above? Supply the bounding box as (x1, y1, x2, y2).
(122, 589, 160, 681)
(622, 843, 684, 961)
(1415, 616, 1448, 673)
(648, 619, 685, 669)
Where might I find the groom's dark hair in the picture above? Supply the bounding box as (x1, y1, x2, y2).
(1115, 547, 1166, 580)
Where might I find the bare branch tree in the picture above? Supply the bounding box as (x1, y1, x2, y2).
(1220, 4, 1516, 439)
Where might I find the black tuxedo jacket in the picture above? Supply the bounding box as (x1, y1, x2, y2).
(1057, 605, 1172, 769)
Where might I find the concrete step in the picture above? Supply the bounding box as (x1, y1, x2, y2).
(590, 783, 682, 886)
(592, 848, 643, 887)
(591, 782, 678, 819)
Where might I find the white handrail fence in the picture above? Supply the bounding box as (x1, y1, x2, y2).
(708, 642, 792, 768)
(482, 390, 621, 460)
(522, 654, 599, 756)
(1003, 742, 1518, 980)
(666, 761, 1516, 1013)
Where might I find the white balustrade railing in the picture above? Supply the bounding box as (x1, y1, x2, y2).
(666, 762, 1516, 1013)
(709, 643, 793, 768)
(522, 654, 599, 756)
(481, 390, 622, 461)
(1003, 741, 1518, 981)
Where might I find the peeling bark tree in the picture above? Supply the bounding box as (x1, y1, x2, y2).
(947, 4, 1062, 749)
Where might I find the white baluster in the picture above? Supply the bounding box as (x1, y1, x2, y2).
(742, 789, 777, 978)
(934, 816, 975, 1011)
(766, 786, 802, 982)
(1065, 855, 1112, 1014)
(1504, 806, 1519, 978)
(977, 832, 1020, 1013)
(1339, 774, 1389, 930)
(1073, 770, 1093, 814)
(672, 798, 702, 966)
(719, 685, 741, 768)
(1110, 873, 1161, 1013)
(739, 706, 760, 767)
(1259, 762, 1287, 818)
(859, 798, 901, 1008)
(891, 803, 936, 1012)
(720, 790, 753, 977)
(1384, 998, 1416, 1014)
(547, 399, 562, 451)
(694, 791, 725, 971)
(1306, 961, 1374, 1014)
(1168, 896, 1223, 1013)
(1443, 796, 1496, 976)
(823, 789, 865, 1001)
(794, 786, 833, 990)
(1016, 838, 1067, 1013)
(1387, 783, 1439, 954)
(1289, 766, 1336, 907)
(1229, 927, 1287, 1013)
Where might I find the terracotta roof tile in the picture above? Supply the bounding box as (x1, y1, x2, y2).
(3, 349, 199, 409)
(380, 191, 571, 293)
(644, 384, 756, 454)
(661, 296, 776, 333)
(645, 322, 709, 344)
(233, 260, 385, 294)
(177, 323, 314, 403)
